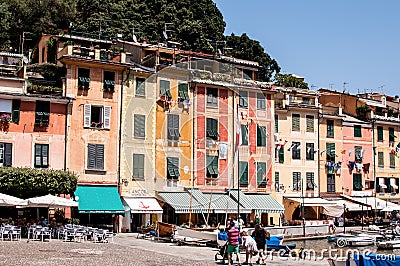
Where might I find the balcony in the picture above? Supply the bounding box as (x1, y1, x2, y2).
(27, 82, 63, 96)
(58, 45, 126, 64)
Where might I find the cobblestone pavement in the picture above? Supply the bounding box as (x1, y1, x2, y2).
(0, 234, 329, 266)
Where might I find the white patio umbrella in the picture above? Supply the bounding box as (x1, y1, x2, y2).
(0, 192, 27, 206)
(26, 194, 78, 208)
(381, 206, 394, 212)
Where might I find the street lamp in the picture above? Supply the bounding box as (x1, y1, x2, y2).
(301, 177, 305, 237)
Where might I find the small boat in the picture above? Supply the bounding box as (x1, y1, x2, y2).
(266, 235, 296, 251)
(335, 235, 374, 247)
(156, 221, 176, 237)
(377, 238, 400, 250)
(327, 234, 353, 243)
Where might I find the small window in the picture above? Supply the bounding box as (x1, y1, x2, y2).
(257, 162, 267, 188)
(178, 83, 189, 101)
(354, 125, 362, 137)
(239, 91, 248, 108)
(103, 71, 115, 92)
(353, 174, 363, 191)
(239, 161, 248, 187)
(302, 97, 310, 105)
(167, 114, 180, 141)
(278, 147, 284, 163)
(355, 146, 363, 162)
(135, 78, 145, 96)
(292, 172, 301, 191)
(306, 143, 315, 160)
(78, 68, 90, 90)
(257, 93, 266, 110)
(132, 154, 145, 179)
(326, 142, 336, 162)
(11, 99, 21, 123)
(160, 80, 171, 97)
(292, 114, 300, 131)
(378, 152, 384, 168)
(34, 144, 49, 168)
(306, 172, 315, 190)
(83, 105, 111, 129)
(306, 115, 314, 132)
(0, 143, 12, 167)
(206, 156, 218, 178)
(275, 114, 278, 133)
(206, 118, 219, 140)
(241, 124, 248, 145)
(167, 157, 180, 180)
(134, 114, 145, 138)
(377, 126, 383, 141)
(327, 120, 334, 137)
(206, 88, 218, 107)
(390, 153, 396, 168)
(35, 101, 50, 126)
(87, 143, 104, 170)
(275, 172, 280, 192)
(257, 125, 266, 147)
(291, 142, 301, 160)
(327, 174, 335, 193)
(389, 127, 395, 143)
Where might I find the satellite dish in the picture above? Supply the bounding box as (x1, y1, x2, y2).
(163, 31, 168, 40)
(132, 34, 138, 43)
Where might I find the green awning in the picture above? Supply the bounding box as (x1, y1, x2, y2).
(203, 193, 251, 213)
(157, 191, 207, 214)
(75, 185, 124, 214)
(229, 190, 284, 213)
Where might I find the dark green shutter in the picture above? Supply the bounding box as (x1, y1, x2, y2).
(241, 124, 248, 145)
(378, 152, 384, 167)
(133, 154, 144, 179)
(354, 125, 362, 137)
(292, 114, 300, 131)
(390, 153, 395, 168)
(306, 172, 314, 190)
(257, 162, 266, 187)
(134, 114, 145, 138)
(279, 148, 284, 163)
(293, 172, 301, 191)
(167, 114, 179, 140)
(377, 126, 383, 141)
(275, 172, 280, 191)
(11, 100, 20, 123)
(275, 114, 278, 133)
(207, 118, 218, 140)
(239, 161, 248, 186)
(327, 120, 334, 137)
(353, 174, 362, 190)
(34, 144, 42, 167)
(306, 115, 314, 132)
(327, 174, 335, 192)
(257, 125, 266, 146)
(306, 143, 314, 160)
(87, 144, 96, 169)
(96, 144, 104, 170)
(257, 93, 266, 109)
(42, 144, 49, 167)
(4, 143, 12, 167)
(389, 127, 395, 142)
(239, 91, 248, 107)
(160, 80, 171, 97)
(167, 157, 180, 179)
(178, 83, 189, 100)
(326, 142, 336, 162)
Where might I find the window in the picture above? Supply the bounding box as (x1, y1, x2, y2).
(390, 153, 396, 168)
(11, 100, 20, 123)
(241, 124, 248, 145)
(103, 71, 115, 92)
(302, 97, 310, 105)
(34, 144, 49, 168)
(353, 174, 363, 191)
(292, 114, 300, 131)
(206, 88, 218, 107)
(78, 68, 90, 89)
(354, 125, 362, 137)
(132, 154, 145, 179)
(326, 142, 336, 162)
(239, 91, 248, 107)
(278, 148, 284, 163)
(275, 172, 280, 192)
(291, 142, 301, 160)
(0, 143, 12, 167)
(292, 172, 301, 191)
(134, 114, 145, 138)
(135, 78, 145, 96)
(167, 114, 180, 141)
(239, 161, 248, 187)
(206, 156, 218, 178)
(35, 101, 50, 125)
(257, 162, 267, 188)
(377, 126, 383, 142)
(206, 118, 219, 140)
(0, 99, 19, 123)
(257, 125, 266, 147)
(306, 143, 315, 160)
(306, 115, 314, 132)
(355, 146, 363, 162)
(378, 152, 384, 168)
(306, 172, 315, 190)
(389, 127, 395, 143)
(327, 174, 335, 193)
(87, 144, 104, 170)
(178, 83, 189, 101)
(327, 120, 334, 137)
(167, 157, 180, 180)
(257, 93, 266, 110)
(159, 80, 171, 97)
(84, 104, 111, 129)
(275, 115, 278, 133)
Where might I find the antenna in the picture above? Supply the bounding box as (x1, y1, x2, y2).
(343, 82, 348, 93)
(329, 83, 334, 90)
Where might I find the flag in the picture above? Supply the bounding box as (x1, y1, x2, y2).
(233, 108, 242, 168)
(396, 142, 400, 153)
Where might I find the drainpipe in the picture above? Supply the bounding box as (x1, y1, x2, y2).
(64, 98, 70, 171)
(372, 119, 376, 219)
(117, 69, 127, 192)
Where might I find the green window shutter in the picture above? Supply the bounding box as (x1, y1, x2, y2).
(354, 125, 362, 137)
(292, 114, 300, 131)
(327, 174, 335, 193)
(353, 174, 362, 191)
(390, 153, 395, 168)
(134, 114, 145, 138)
(389, 127, 395, 142)
(257, 125, 266, 147)
(275, 172, 280, 192)
(241, 124, 248, 145)
(87, 144, 96, 169)
(293, 172, 301, 191)
(306, 172, 315, 190)
(354, 146, 362, 162)
(4, 143, 12, 167)
(206, 118, 218, 140)
(95, 144, 104, 170)
(167, 157, 180, 179)
(167, 114, 180, 141)
(306, 115, 314, 132)
(239, 91, 248, 107)
(377, 126, 383, 141)
(133, 154, 145, 179)
(292, 141, 301, 160)
(257, 162, 266, 187)
(206, 156, 218, 177)
(11, 100, 20, 123)
(275, 114, 278, 133)
(378, 152, 384, 167)
(327, 120, 334, 137)
(42, 144, 49, 167)
(160, 80, 171, 97)
(326, 142, 336, 162)
(35, 144, 42, 167)
(279, 148, 285, 163)
(239, 161, 248, 186)
(257, 93, 266, 109)
(306, 143, 314, 160)
(136, 78, 145, 96)
(178, 83, 189, 100)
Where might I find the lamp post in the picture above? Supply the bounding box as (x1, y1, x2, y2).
(343, 203, 346, 234)
(302, 177, 306, 237)
(361, 201, 364, 230)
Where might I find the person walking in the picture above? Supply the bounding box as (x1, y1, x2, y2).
(251, 224, 267, 264)
(227, 220, 241, 266)
(241, 230, 257, 265)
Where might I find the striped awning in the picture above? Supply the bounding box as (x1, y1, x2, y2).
(287, 197, 338, 207)
(230, 190, 284, 213)
(202, 193, 251, 213)
(157, 191, 207, 214)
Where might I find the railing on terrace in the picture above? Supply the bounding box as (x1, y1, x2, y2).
(58, 45, 123, 64)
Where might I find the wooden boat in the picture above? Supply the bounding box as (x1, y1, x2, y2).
(174, 227, 217, 242)
(335, 235, 374, 247)
(156, 221, 176, 237)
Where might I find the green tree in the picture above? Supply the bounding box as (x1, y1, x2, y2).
(274, 73, 309, 89)
(0, 2, 11, 50)
(225, 33, 280, 82)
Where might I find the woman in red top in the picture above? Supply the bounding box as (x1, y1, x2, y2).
(227, 220, 241, 265)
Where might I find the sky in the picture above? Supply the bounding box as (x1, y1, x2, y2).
(214, 0, 400, 96)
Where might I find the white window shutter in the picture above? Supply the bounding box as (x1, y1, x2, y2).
(84, 104, 91, 128)
(103, 106, 111, 129)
